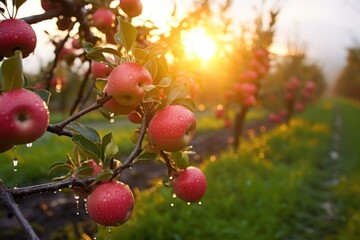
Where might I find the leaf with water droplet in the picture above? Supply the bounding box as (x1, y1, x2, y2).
(93, 169, 113, 184)
(1, 50, 24, 91)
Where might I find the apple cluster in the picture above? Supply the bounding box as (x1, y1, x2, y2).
(268, 77, 317, 123)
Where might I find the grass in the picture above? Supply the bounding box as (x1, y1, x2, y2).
(91, 97, 360, 240)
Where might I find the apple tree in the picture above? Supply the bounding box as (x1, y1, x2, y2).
(0, 0, 207, 239)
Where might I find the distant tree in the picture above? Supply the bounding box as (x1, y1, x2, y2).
(333, 47, 360, 101)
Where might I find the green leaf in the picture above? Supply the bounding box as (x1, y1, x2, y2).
(157, 77, 172, 88)
(94, 169, 113, 183)
(166, 84, 189, 105)
(68, 122, 101, 143)
(72, 134, 101, 162)
(75, 166, 95, 178)
(1, 51, 24, 91)
(48, 162, 74, 175)
(134, 151, 158, 162)
(171, 97, 197, 112)
(133, 41, 169, 65)
(114, 17, 137, 52)
(34, 89, 51, 105)
(95, 78, 108, 91)
(172, 151, 189, 169)
(101, 133, 118, 167)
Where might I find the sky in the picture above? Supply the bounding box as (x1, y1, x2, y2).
(12, 0, 360, 84)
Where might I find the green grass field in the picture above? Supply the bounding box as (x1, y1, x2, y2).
(1, 97, 359, 240)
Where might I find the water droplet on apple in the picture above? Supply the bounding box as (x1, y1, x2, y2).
(84, 198, 88, 214)
(178, 116, 184, 121)
(106, 191, 112, 198)
(26, 142, 33, 148)
(128, 74, 134, 80)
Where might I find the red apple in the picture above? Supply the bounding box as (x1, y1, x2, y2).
(41, 0, 60, 11)
(71, 37, 82, 49)
(119, 0, 143, 18)
(0, 89, 49, 145)
(0, 142, 14, 153)
(148, 105, 196, 152)
(238, 70, 258, 82)
(87, 181, 134, 226)
(101, 97, 138, 116)
(104, 62, 152, 106)
(172, 166, 207, 203)
(92, 62, 112, 79)
(295, 102, 304, 112)
(127, 111, 142, 124)
(92, 8, 115, 32)
(0, 18, 37, 58)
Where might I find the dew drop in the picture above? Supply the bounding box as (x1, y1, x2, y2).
(170, 203, 174, 207)
(68, 183, 73, 188)
(13, 158, 18, 172)
(128, 74, 134, 80)
(54, 191, 57, 194)
(108, 226, 112, 240)
(187, 202, 191, 206)
(109, 112, 115, 118)
(84, 198, 88, 214)
(26, 142, 33, 148)
(198, 201, 202, 205)
(172, 193, 177, 198)
(74, 194, 80, 215)
(178, 116, 184, 121)
(109, 118, 115, 123)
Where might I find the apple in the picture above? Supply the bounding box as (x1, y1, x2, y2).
(104, 62, 152, 106)
(0, 89, 50, 145)
(172, 166, 207, 203)
(87, 181, 134, 226)
(41, 0, 60, 11)
(92, 62, 112, 79)
(92, 8, 115, 32)
(100, 97, 138, 116)
(71, 37, 82, 49)
(0, 18, 37, 58)
(127, 111, 142, 124)
(0, 142, 14, 153)
(238, 70, 258, 82)
(148, 105, 196, 152)
(119, 0, 143, 18)
(295, 102, 304, 112)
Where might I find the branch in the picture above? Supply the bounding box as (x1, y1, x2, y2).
(47, 94, 112, 136)
(21, 8, 63, 24)
(160, 151, 177, 176)
(112, 108, 150, 178)
(0, 182, 40, 240)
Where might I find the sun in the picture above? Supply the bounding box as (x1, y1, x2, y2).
(181, 27, 217, 61)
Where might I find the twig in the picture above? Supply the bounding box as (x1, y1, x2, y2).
(0, 182, 40, 240)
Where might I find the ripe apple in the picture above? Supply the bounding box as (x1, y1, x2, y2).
(71, 37, 82, 49)
(148, 105, 197, 152)
(0, 142, 14, 153)
(295, 102, 304, 112)
(172, 166, 207, 203)
(104, 62, 152, 106)
(119, 0, 143, 18)
(0, 18, 37, 58)
(100, 96, 138, 116)
(92, 8, 115, 32)
(238, 70, 258, 82)
(87, 181, 134, 226)
(92, 62, 112, 79)
(127, 111, 142, 124)
(41, 0, 60, 11)
(0, 89, 49, 145)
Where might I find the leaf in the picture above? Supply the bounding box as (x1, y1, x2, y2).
(157, 77, 172, 88)
(101, 133, 118, 168)
(68, 122, 101, 143)
(75, 166, 95, 178)
(172, 151, 189, 169)
(34, 89, 51, 105)
(133, 41, 169, 65)
(14, 0, 26, 9)
(72, 134, 101, 162)
(166, 84, 189, 105)
(48, 162, 74, 175)
(1, 51, 24, 91)
(134, 151, 158, 163)
(94, 169, 113, 183)
(114, 17, 137, 52)
(171, 97, 197, 112)
(95, 78, 108, 91)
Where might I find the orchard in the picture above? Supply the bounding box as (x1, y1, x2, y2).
(0, 0, 360, 239)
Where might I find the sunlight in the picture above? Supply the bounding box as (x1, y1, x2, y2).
(181, 27, 217, 61)
(269, 44, 289, 57)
